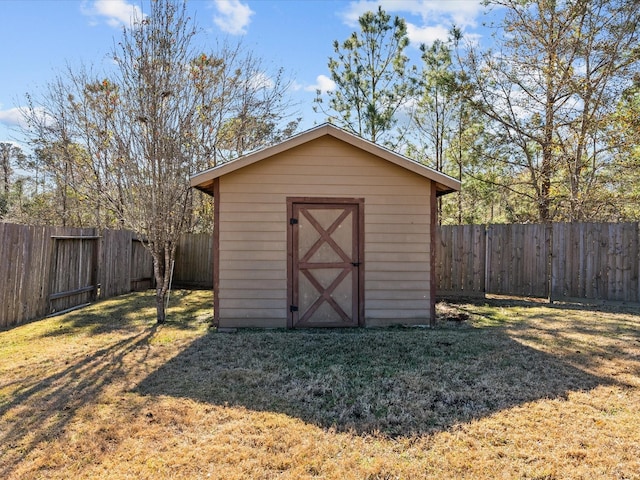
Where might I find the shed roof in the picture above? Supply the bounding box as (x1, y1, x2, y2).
(190, 123, 461, 196)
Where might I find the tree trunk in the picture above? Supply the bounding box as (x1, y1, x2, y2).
(152, 249, 167, 324)
(155, 287, 166, 324)
(151, 241, 177, 324)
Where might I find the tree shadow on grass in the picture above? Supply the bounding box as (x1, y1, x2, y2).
(39, 290, 208, 337)
(0, 289, 212, 478)
(448, 297, 640, 381)
(136, 319, 617, 438)
(0, 327, 157, 479)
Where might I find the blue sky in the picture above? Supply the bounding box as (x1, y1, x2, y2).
(0, 0, 494, 149)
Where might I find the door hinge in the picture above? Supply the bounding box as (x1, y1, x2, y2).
(290, 305, 299, 312)
(290, 218, 298, 225)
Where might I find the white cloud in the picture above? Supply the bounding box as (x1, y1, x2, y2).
(406, 23, 450, 44)
(343, 0, 484, 27)
(341, 0, 486, 45)
(81, 0, 142, 27)
(248, 72, 274, 90)
(0, 107, 27, 128)
(213, 0, 254, 35)
(304, 75, 336, 93)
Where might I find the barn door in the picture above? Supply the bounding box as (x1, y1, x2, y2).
(289, 200, 363, 328)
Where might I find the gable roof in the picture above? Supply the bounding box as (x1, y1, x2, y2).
(190, 123, 461, 196)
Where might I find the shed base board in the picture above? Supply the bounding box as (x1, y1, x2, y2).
(217, 317, 433, 329)
(218, 318, 287, 329)
(364, 317, 433, 328)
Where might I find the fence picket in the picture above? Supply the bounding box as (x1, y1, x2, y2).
(3, 221, 639, 329)
(437, 222, 638, 303)
(0, 223, 154, 329)
(172, 233, 214, 288)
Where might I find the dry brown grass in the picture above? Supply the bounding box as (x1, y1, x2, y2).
(1, 291, 639, 479)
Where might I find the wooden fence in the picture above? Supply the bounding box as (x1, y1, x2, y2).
(550, 223, 639, 302)
(0, 223, 153, 329)
(436, 222, 640, 303)
(49, 231, 101, 314)
(3, 221, 639, 329)
(172, 233, 214, 288)
(100, 230, 154, 298)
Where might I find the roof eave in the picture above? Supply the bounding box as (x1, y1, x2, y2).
(189, 124, 461, 196)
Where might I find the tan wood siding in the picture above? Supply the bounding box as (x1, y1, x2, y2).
(218, 136, 432, 327)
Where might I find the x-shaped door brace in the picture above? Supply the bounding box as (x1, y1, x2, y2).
(297, 207, 355, 324)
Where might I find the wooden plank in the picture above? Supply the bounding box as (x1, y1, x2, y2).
(524, 224, 532, 295)
(100, 229, 136, 298)
(543, 223, 550, 297)
(447, 225, 456, 292)
(5, 221, 640, 330)
(484, 224, 492, 295)
(550, 223, 561, 300)
(477, 225, 487, 294)
(1, 224, 146, 328)
(557, 222, 568, 299)
(458, 224, 468, 293)
(50, 235, 101, 239)
(48, 232, 60, 314)
(631, 223, 640, 303)
(436, 225, 446, 292)
(130, 235, 152, 291)
(429, 182, 437, 325)
(486, 224, 498, 294)
(588, 223, 598, 299)
(49, 285, 97, 301)
(573, 222, 582, 298)
(452, 224, 462, 291)
(213, 177, 220, 327)
(528, 224, 547, 297)
(444, 225, 454, 292)
(3, 224, 16, 326)
(424, 222, 640, 303)
(620, 224, 632, 302)
(525, 225, 534, 296)
(576, 223, 585, 298)
(435, 228, 444, 292)
(512, 224, 521, 295)
(172, 233, 213, 288)
(609, 224, 619, 300)
(47, 229, 102, 309)
(11, 223, 25, 324)
(0, 223, 7, 327)
(221, 181, 428, 197)
(0, 223, 13, 327)
(567, 223, 576, 299)
(597, 223, 608, 299)
(31, 226, 42, 316)
(219, 298, 284, 310)
(16, 224, 33, 324)
(592, 224, 605, 298)
(367, 280, 430, 291)
(637, 223, 640, 303)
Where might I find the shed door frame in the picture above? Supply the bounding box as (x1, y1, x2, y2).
(287, 197, 365, 328)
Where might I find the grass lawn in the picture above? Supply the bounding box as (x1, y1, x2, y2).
(1, 291, 639, 479)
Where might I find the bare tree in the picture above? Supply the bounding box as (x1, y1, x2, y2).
(0, 142, 25, 218)
(464, 0, 640, 222)
(21, 0, 297, 322)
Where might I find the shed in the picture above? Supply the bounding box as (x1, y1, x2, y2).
(190, 124, 460, 328)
